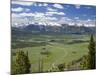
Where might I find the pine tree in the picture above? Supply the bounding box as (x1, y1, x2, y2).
(12, 50, 31, 74)
(88, 35, 96, 69)
(81, 35, 96, 69)
(57, 63, 65, 71)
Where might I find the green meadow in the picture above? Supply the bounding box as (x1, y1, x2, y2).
(12, 34, 90, 72)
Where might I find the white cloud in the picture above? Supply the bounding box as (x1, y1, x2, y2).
(12, 11, 59, 27)
(47, 7, 57, 12)
(12, 11, 96, 27)
(33, 12, 58, 23)
(53, 4, 64, 9)
(12, 12, 47, 18)
(43, 3, 48, 6)
(74, 17, 79, 20)
(58, 17, 73, 24)
(87, 19, 91, 22)
(12, 13, 20, 18)
(85, 6, 92, 9)
(45, 13, 53, 16)
(34, 3, 37, 6)
(45, 17, 57, 21)
(32, 2, 48, 7)
(75, 4, 81, 9)
(32, 3, 48, 7)
(46, 11, 65, 15)
(12, 1, 34, 6)
(12, 15, 29, 27)
(38, 3, 43, 7)
(12, 1, 48, 7)
(34, 12, 45, 17)
(58, 17, 96, 27)
(25, 8, 30, 12)
(12, 7, 30, 12)
(12, 13, 35, 18)
(12, 7, 23, 12)
(75, 19, 96, 27)
(20, 13, 35, 16)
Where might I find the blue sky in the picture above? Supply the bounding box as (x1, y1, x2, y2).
(11, 1, 96, 27)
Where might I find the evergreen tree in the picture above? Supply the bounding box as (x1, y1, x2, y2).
(12, 50, 31, 74)
(81, 35, 96, 69)
(88, 35, 96, 69)
(57, 63, 65, 71)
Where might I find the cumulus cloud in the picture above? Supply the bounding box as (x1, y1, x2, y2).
(12, 13, 20, 18)
(75, 4, 81, 9)
(43, 3, 48, 6)
(75, 19, 96, 27)
(25, 8, 30, 12)
(12, 1, 34, 6)
(58, 17, 73, 24)
(12, 11, 96, 27)
(47, 7, 57, 12)
(45, 17, 57, 21)
(12, 1, 48, 7)
(12, 7, 30, 12)
(74, 17, 79, 20)
(12, 13, 35, 26)
(12, 12, 45, 18)
(46, 8, 63, 16)
(12, 7, 23, 12)
(12, 12, 58, 27)
(33, 3, 48, 7)
(12, 15, 30, 27)
(19, 13, 35, 16)
(53, 4, 64, 9)
(38, 3, 43, 7)
(46, 11, 65, 16)
(85, 6, 92, 9)
(31, 12, 58, 23)
(87, 19, 91, 22)
(58, 16, 96, 27)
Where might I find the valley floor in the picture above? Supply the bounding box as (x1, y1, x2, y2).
(12, 34, 91, 72)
